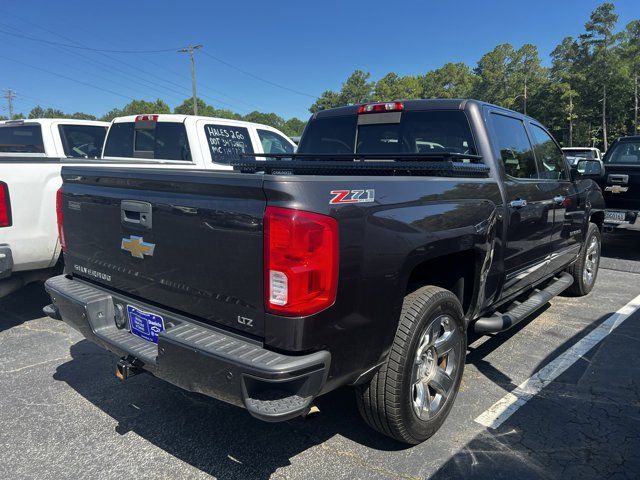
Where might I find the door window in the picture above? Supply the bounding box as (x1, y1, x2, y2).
(491, 113, 537, 179)
(257, 129, 294, 154)
(59, 125, 107, 158)
(529, 124, 567, 180)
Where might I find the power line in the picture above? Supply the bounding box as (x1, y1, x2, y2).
(0, 54, 135, 101)
(0, 28, 178, 53)
(0, 11, 265, 112)
(0, 19, 246, 112)
(201, 51, 317, 99)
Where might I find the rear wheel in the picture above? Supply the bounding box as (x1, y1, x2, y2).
(566, 222, 601, 296)
(355, 286, 466, 444)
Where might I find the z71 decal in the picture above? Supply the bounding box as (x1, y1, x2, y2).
(330, 189, 375, 205)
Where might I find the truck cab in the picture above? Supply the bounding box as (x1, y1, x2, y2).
(102, 114, 295, 168)
(45, 99, 605, 445)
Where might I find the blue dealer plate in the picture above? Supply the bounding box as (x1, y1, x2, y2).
(127, 305, 165, 344)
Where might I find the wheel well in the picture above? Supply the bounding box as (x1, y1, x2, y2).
(590, 210, 605, 231)
(406, 250, 476, 315)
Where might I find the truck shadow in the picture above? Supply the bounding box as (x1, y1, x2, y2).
(53, 340, 407, 480)
(0, 282, 50, 333)
(601, 232, 640, 264)
(430, 309, 640, 479)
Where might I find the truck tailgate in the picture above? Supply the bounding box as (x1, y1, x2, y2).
(61, 167, 266, 336)
(603, 164, 640, 211)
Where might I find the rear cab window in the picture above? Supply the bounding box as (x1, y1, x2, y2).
(204, 124, 254, 164)
(0, 124, 45, 154)
(298, 110, 476, 156)
(604, 140, 640, 164)
(104, 120, 192, 161)
(58, 124, 107, 158)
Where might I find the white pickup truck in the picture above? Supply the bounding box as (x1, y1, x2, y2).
(0, 115, 295, 297)
(0, 118, 109, 296)
(102, 114, 295, 165)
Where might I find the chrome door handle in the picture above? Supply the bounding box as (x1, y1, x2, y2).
(509, 199, 527, 208)
(553, 195, 565, 205)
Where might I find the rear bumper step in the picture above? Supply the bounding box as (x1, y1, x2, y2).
(474, 272, 574, 334)
(44, 275, 330, 422)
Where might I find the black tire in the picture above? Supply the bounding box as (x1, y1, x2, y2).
(355, 286, 466, 444)
(565, 222, 601, 296)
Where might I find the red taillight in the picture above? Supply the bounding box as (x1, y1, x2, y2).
(357, 102, 404, 114)
(56, 187, 66, 252)
(264, 207, 338, 316)
(0, 182, 11, 227)
(135, 115, 159, 122)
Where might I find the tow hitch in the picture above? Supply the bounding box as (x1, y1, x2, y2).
(116, 356, 144, 381)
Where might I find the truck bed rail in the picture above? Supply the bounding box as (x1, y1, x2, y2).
(232, 153, 490, 177)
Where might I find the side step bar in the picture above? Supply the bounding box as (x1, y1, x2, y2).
(474, 272, 574, 334)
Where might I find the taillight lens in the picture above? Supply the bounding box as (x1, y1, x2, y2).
(264, 207, 338, 316)
(0, 182, 11, 227)
(56, 187, 66, 252)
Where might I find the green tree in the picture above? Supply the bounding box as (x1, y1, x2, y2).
(100, 99, 170, 121)
(621, 20, 640, 134)
(582, 2, 622, 150)
(373, 73, 422, 101)
(310, 70, 374, 112)
(473, 44, 517, 106)
(422, 63, 476, 99)
(282, 117, 307, 137)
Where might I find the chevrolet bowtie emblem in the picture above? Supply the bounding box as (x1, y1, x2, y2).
(605, 185, 629, 194)
(121, 235, 155, 259)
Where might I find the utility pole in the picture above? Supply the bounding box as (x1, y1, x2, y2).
(178, 44, 203, 116)
(3, 89, 16, 118)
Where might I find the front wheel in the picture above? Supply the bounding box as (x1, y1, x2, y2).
(565, 222, 601, 296)
(355, 286, 466, 444)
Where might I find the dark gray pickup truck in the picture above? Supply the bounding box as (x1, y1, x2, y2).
(598, 135, 640, 232)
(44, 99, 605, 444)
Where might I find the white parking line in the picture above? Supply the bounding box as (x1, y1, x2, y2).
(475, 293, 640, 429)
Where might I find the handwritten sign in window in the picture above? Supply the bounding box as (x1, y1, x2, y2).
(205, 124, 253, 164)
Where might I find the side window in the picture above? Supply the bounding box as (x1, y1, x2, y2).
(204, 124, 253, 164)
(530, 124, 567, 180)
(257, 129, 294, 154)
(490, 113, 537, 179)
(59, 125, 107, 158)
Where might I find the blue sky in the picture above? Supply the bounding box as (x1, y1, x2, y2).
(0, 0, 638, 120)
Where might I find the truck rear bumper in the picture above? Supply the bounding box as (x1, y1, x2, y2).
(44, 275, 330, 422)
(604, 209, 640, 232)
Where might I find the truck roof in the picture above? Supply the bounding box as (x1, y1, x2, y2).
(311, 98, 540, 123)
(0, 118, 109, 127)
(111, 114, 282, 131)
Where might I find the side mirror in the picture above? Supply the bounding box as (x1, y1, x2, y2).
(573, 159, 604, 179)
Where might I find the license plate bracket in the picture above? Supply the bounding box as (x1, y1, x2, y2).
(605, 210, 628, 223)
(127, 305, 165, 344)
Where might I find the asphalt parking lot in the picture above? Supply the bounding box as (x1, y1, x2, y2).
(1, 233, 639, 480)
